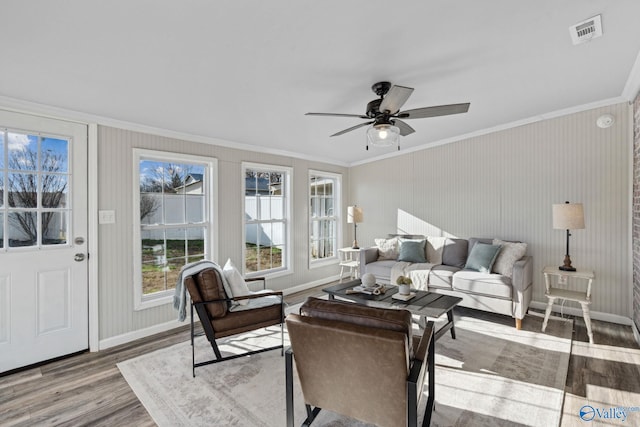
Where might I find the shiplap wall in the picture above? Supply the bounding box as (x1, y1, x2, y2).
(350, 103, 632, 318)
(97, 126, 349, 340)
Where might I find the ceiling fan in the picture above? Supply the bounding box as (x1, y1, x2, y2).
(306, 81, 470, 150)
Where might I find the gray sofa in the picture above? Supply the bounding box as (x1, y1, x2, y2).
(358, 236, 533, 329)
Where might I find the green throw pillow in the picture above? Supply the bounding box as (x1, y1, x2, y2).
(398, 240, 427, 263)
(465, 243, 502, 273)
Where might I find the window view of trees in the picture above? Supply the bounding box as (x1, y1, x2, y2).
(0, 132, 69, 249)
(138, 159, 208, 296)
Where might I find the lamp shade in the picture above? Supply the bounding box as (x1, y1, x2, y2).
(552, 203, 585, 230)
(347, 206, 363, 224)
(367, 123, 400, 147)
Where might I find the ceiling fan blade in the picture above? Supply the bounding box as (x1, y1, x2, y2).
(330, 121, 374, 137)
(379, 85, 414, 114)
(393, 119, 415, 136)
(397, 103, 470, 119)
(306, 112, 369, 119)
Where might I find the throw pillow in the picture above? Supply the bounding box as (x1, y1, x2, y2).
(398, 239, 427, 263)
(222, 258, 251, 305)
(492, 239, 527, 277)
(375, 237, 399, 260)
(465, 243, 502, 273)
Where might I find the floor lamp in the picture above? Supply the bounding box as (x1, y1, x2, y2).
(552, 201, 585, 271)
(347, 206, 363, 249)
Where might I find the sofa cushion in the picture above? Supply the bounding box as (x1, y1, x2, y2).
(492, 239, 528, 278)
(428, 265, 459, 289)
(453, 270, 513, 300)
(465, 242, 502, 273)
(442, 238, 469, 268)
(398, 239, 427, 263)
(375, 237, 400, 260)
(425, 236, 446, 264)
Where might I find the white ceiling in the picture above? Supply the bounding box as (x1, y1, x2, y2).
(1, 1, 640, 166)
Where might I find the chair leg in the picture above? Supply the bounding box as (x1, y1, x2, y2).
(285, 349, 295, 427)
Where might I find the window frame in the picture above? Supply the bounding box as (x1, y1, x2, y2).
(241, 162, 292, 278)
(308, 170, 342, 268)
(132, 148, 217, 311)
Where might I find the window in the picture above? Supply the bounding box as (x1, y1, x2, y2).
(309, 171, 341, 265)
(243, 162, 291, 277)
(133, 149, 216, 309)
(0, 130, 71, 249)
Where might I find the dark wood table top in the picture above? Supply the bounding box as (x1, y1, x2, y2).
(322, 279, 462, 319)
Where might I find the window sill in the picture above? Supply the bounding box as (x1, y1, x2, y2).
(309, 257, 339, 269)
(135, 291, 173, 311)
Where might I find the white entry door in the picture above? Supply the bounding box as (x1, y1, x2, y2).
(0, 110, 88, 373)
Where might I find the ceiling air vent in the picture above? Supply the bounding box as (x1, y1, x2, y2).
(569, 15, 603, 45)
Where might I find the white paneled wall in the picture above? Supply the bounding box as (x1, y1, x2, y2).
(97, 127, 348, 341)
(350, 103, 632, 318)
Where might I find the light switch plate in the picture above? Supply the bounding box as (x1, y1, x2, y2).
(99, 210, 116, 224)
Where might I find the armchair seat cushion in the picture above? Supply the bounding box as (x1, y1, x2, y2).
(213, 303, 283, 338)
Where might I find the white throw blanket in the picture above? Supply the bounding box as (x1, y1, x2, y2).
(173, 260, 224, 321)
(404, 263, 436, 291)
(390, 261, 411, 285)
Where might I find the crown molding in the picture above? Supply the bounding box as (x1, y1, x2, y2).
(349, 97, 628, 167)
(622, 50, 640, 101)
(0, 95, 350, 168)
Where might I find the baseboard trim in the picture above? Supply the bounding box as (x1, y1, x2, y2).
(99, 319, 185, 350)
(529, 300, 633, 326)
(98, 276, 340, 350)
(281, 275, 341, 296)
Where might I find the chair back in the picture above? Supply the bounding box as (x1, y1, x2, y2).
(286, 298, 414, 427)
(185, 268, 228, 319)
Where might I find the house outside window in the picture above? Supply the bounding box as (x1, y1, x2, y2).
(242, 162, 291, 277)
(309, 170, 341, 266)
(133, 149, 217, 310)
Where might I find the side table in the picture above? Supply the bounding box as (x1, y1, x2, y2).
(541, 266, 595, 343)
(338, 247, 360, 280)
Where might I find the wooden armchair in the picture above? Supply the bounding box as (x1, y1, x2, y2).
(184, 267, 284, 377)
(285, 297, 435, 427)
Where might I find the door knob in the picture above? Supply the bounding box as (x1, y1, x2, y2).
(74, 253, 85, 262)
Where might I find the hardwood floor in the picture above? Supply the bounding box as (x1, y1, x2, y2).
(1, 288, 639, 426)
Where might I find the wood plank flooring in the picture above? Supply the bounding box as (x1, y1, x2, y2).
(1, 287, 639, 426)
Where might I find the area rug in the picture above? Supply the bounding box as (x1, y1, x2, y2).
(117, 309, 572, 426)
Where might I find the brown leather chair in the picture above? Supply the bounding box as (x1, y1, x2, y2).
(285, 297, 435, 427)
(184, 267, 284, 377)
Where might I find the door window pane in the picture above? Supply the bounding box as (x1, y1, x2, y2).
(8, 212, 37, 247)
(41, 138, 68, 172)
(7, 133, 38, 171)
(8, 173, 37, 208)
(41, 174, 68, 208)
(42, 211, 67, 245)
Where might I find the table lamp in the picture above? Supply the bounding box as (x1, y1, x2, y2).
(347, 205, 363, 249)
(552, 201, 585, 271)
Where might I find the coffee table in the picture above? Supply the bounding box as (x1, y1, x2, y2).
(323, 279, 462, 341)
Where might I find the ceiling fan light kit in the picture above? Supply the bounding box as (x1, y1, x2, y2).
(306, 81, 470, 151)
(367, 123, 400, 149)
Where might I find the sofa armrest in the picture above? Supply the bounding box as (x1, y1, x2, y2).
(511, 256, 533, 292)
(358, 247, 379, 277)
